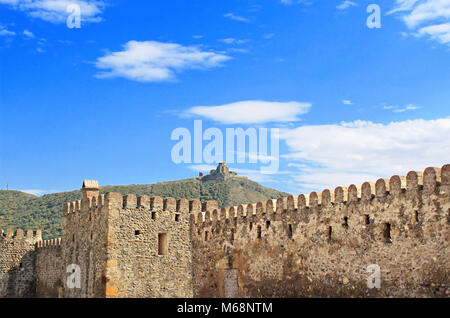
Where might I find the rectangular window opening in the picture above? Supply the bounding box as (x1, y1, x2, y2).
(175, 214, 180, 222)
(135, 230, 141, 236)
(288, 224, 293, 238)
(257, 225, 262, 239)
(204, 231, 209, 241)
(343, 216, 349, 229)
(328, 226, 332, 242)
(383, 223, 392, 243)
(151, 212, 156, 220)
(158, 233, 168, 255)
(364, 214, 370, 225)
(266, 220, 271, 229)
(413, 211, 419, 223)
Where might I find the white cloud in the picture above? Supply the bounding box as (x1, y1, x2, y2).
(280, 0, 315, 5)
(19, 189, 49, 196)
(0, 24, 15, 36)
(417, 22, 450, 43)
(336, 1, 357, 10)
(384, 104, 420, 112)
(185, 100, 311, 124)
(388, 0, 450, 45)
(342, 99, 353, 105)
(219, 38, 248, 45)
(224, 12, 250, 23)
(280, 118, 450, 191)
(94, 40, 231, 82)
(0, 0, 105, 24)
(23, 29, 34, 38)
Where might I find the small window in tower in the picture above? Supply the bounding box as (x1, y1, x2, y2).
(364, 215, 370, 225)
(175, 214, 180, 222)
(135, 230, 141, 236)
(249, 222, 253, 231)
(257, 226, 262, 239)
(383, 223, 392, 243)
(328, 226, 332, 242)
(266, 220, 271, 229)
(343, 216, 349, 229)
(413, 211, 419, 223)
(72, 234, 75, 242)
(152, 212, 156, 220)
(88, 213, 92, 221)
(288, 224, 293, 238)
(204, 231, 209, 241)
(90, 232, 93, 240)
(19, 262, 23, 268)
(158, 233, 168, 255)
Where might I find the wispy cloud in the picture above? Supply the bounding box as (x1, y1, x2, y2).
(19, 189, 52, 196)
(280, 118, 450, 191)
(224, 12, 250, 23)
(94, 40, 231, 82)
(388, 0, 450, 45)
(0, 24, 15, 36)
(416, 22, 450, 44)
(23, 29, 34, 38)
(0, 0, 106, 24)
(280, 0, 315, 5)
(342, 99, 353, 105)
(185, 100, 311, 124)
(218, 38, 248, 45)
(336, 1, 357, 10)
(383, 104, 420, 112)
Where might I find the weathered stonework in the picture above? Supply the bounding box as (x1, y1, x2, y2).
(35, 239, 63, 297)
(0, 164, 449, 297)
(0, 229, 41, 297)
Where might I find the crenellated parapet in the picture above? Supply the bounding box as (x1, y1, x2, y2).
(35, 237, 62, 249)
(63, 192, 220, 220)
(0, 228, 42, 242)
(191, 164, 449, 233)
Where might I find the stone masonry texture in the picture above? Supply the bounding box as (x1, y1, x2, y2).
(0, 164, 449, 297)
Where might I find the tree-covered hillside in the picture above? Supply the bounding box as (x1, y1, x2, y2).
(0, 176, 289, 239)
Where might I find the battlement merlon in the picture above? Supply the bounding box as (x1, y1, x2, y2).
(35, 237, 62, 249)
(0, 228, 42, 242)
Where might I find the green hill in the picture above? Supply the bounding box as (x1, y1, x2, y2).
(0, 170, 288, 239)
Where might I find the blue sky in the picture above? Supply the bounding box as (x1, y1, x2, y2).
(0, 0, 449, 196)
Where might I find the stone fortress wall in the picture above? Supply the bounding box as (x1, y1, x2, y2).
(191, 165, 450, 297)
(0, 164, 448, 297)
(0, 229, 41, 297)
